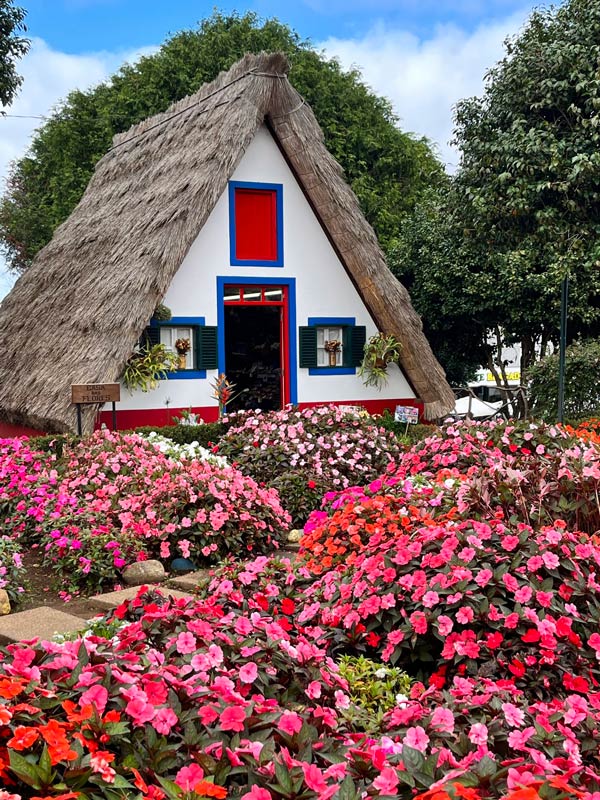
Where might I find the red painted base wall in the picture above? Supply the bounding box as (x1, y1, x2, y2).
(0, 421, 45, 438)
(97, 398, 423, 430)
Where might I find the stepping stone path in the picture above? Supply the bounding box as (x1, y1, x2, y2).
(0, 571, 211, 644)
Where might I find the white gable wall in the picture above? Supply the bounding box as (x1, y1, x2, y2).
(118, 125, 415, 414)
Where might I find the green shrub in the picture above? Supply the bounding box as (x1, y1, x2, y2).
(337, 655, 411, 734)
(28, 433, 80, 456)
(131, 422, 227, 448)
(527, 338, 600, 421)
(375, 410, 438, 444)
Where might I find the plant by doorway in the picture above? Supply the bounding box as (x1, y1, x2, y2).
(210, 373, 248, 418)
(358, 333, 402, 389)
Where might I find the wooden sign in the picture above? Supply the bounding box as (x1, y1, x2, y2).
(71, 383, 121, 405)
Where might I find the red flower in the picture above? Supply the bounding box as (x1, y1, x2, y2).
(308, 480, 317, 489)
(280, 598, 295, 615)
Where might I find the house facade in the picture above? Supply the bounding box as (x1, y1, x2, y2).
(0, 52, 455, 436)
(105, 126, 417, 428)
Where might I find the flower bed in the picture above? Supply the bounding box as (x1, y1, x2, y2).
(217, 405, 403, 526)
(0, 431, 289, 594)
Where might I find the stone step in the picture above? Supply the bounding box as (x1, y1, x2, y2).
(89, 585, 194, 611)
(168, 570, 211, 592)
(0, 606, 88, 644)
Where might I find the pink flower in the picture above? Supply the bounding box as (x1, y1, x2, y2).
(456, 606, 474, 624)
(508, 726, 536, 750)
(239, 663, 258, 684)
(422, 591, 439, 608)
(410, 611, 427, 634)
(219, 706, 246, 732)
(80, 684, 108, 714)
(437, 615, 453, 636)
(306, 680, 322, 699)
(278, 711, 303, 735)
(404, 726, 429, 752)
(502, 702, 525, 728)
(430, 707, 455, 733)
(475, 569, 493, 587)
(302, 763, 328, 793)
(176, 764, 205, 791)
(542, 552, 559, 569)
(373, 767, 399, 793)
(125, 697, 156, 725)
(176, 632, 197, 654)
(468, 722, 488, 745)
(241, 789, 272, 800)
(152, 707, 178, 734)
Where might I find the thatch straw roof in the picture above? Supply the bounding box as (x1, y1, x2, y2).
(0, 52, 455, 434)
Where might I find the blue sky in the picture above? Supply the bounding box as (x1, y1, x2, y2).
(24, 0, 534, 53)
(0, 0, 554, 296)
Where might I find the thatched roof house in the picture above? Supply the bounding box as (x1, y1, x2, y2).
(0, 52, 455, 434)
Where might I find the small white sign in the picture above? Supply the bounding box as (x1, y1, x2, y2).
(395, 405, 419, 424)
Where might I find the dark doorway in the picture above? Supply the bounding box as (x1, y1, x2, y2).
(224, 306, 282, 412)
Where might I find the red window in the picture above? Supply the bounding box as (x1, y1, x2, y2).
(234, 188, 278, 261)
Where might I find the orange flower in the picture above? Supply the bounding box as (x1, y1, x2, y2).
(62, 700, 93, 723)
(504, 787, 541, 800)
(194, 782, 227, 798)
(7, 725, 40, 750)
(451, 784, 481, 800)
(0, 705, 12, 725)
(0, 678, 25, 699)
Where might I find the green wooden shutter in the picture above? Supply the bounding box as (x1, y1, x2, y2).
(196, 326, 218, 370)
(140, 324, 160, 349)
(346, 325, 367, 368)
(299, 326, 317, 368)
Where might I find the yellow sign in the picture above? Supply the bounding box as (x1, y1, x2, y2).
(484, 371, 520, 382)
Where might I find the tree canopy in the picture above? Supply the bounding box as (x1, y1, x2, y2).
(391, 0, 600, 386)
(0, 11, 443, 273)
(0, 0, 28, 107)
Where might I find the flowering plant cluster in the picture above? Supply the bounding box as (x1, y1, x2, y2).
(0, 430, 288, 593)
(141, 431, 228, 467)
(218, 405, 403, 525)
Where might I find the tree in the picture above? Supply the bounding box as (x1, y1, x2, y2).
(451, 0, 600, 374)
(0, 11, 442, 272)
(0, 0, 28, 108)
(527, 338, 600, 422)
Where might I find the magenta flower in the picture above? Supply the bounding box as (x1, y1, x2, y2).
(219, 705, 246, 732)
(239, 663, 258, 684)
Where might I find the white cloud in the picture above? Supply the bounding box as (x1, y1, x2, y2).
(319, 8, 532, 171)
(0, 37, 156, 298)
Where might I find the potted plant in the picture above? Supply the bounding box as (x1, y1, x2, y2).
(324, 339, 341, 367)
(174, 337, 191, 370)
(122, 343, 178, 393)
(357, 333, 402, 389)
(153, 303, 172, 322)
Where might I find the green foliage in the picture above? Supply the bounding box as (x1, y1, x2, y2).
(452, 0, 600, 359)
(375, 411, 438, 445)
(0, 10, 442, 273)
(132, 422, 227, 448)
(390, 188, 489, 385)
(337, 655, 411, 734)
(28, 433, 80, 456)
(122, 343, 178, 393)
(0, 534, 26, 606)
(527, 338, 600, 421)
(357, 333, 402, 389)
(0, 1, 28, 107)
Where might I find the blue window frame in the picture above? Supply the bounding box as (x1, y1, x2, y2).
(228, 181, 284, 267)
(154, 316, 207, 380)
(308, 317, 358, 376)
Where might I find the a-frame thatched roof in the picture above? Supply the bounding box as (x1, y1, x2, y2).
(0, 52, 455, 434)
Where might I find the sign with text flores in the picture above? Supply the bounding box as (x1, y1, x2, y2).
(71, 383, 121, 405)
